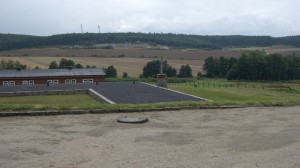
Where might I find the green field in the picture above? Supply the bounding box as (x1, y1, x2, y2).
(0, 79, 300, 112)
(169, 79, 300, 106)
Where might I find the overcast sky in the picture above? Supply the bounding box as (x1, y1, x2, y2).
(0, 0, 299, 37)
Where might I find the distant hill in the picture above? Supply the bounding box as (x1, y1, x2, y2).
(0, 32, 299, 51)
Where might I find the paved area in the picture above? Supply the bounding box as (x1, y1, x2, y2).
(0, 106, 299, 168)
(0, 82, 202, 104)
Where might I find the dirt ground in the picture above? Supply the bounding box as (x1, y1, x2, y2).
(0, 106, 299, 168)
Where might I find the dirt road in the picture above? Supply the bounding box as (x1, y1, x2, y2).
(0, 106, 299, 168)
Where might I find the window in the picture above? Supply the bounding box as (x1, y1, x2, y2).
(3, 81, 9, 86)
(9, 81, 15, 86)
(3, 81, 15, 86)
(22, 80, 28, 85)
(65, 79, 70, 84)
(71, 79, 76, 84)
(29, 80, 34, 85)
(47, 80, 58, 85)
(83, 79, 93, 83)
(47, 80, 52, 84)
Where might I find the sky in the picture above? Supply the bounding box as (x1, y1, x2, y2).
(0, 0, 299, 37)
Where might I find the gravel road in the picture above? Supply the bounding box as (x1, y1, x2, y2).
(0, 106, 299, 168)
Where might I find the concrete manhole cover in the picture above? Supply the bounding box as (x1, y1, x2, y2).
(117, 116, 149, 124)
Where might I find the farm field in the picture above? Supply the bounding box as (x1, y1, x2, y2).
(0, 47, 243, 59)
(1, 45, 299, 59)
(229, 45, 300, 55)
(0, 56, 203, 77)
(1, 45, 299, 77)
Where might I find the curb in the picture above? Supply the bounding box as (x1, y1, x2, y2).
(0, 106, 243, 117)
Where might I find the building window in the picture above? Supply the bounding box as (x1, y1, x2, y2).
(3, 81, 9, 86)
(10, 81, 15, 86)
(83, 79, 93, 83)
(3, 81, 15, 86)
(22, 80, 29, 85)
(47, 80, 58, 85)
(71, 79, 76, 84)
(65, 79, 70, 84)
(29, 80, 34, 85)
(53, 80, 59, 84)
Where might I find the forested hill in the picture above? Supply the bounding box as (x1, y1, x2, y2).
(0, 32, 299, 51)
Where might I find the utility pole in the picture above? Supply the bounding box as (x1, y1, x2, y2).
(81, 24, 83, 34)
(160, 56, 163, 74)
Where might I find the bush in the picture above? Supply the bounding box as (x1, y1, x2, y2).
(122, 72, 128, 78)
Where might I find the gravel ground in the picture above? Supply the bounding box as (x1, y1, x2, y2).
(0, 82, 202, 104)
(0, 106, 299, 168)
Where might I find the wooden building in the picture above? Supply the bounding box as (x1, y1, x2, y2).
(0, 68, 106, 86)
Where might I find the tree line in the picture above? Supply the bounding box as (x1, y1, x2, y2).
(203, 51, 300, 81)
(1, 33, 300, 50)
(0, 59, 28, 70)
(48, 58, 118, 77)
(141, 60, 193, 78)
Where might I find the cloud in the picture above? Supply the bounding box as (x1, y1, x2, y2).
(0, 0, 299, 36)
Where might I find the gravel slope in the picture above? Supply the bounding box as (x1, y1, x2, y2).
(0, 106, 299, 168)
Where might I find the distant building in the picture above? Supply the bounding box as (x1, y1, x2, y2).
(0, 68, 106, 86)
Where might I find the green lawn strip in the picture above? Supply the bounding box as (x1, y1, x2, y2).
(0, 93, 210, 112)
(0, 94, 102, 111)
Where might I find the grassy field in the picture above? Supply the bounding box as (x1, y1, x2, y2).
(168, 79, 300, 106)
(0, 79, 299, 112)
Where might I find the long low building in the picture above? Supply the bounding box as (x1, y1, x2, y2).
(0, 68, 106, 86)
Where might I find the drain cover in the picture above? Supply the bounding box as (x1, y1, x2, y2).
(117, 116, 148, 124)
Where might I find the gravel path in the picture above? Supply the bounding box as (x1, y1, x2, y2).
(0, 106, 299, 168)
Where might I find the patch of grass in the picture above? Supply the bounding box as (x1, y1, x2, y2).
(0, 94, 102, 111)
(168, 79, 300, 106)
(0, 93, 212, 112)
